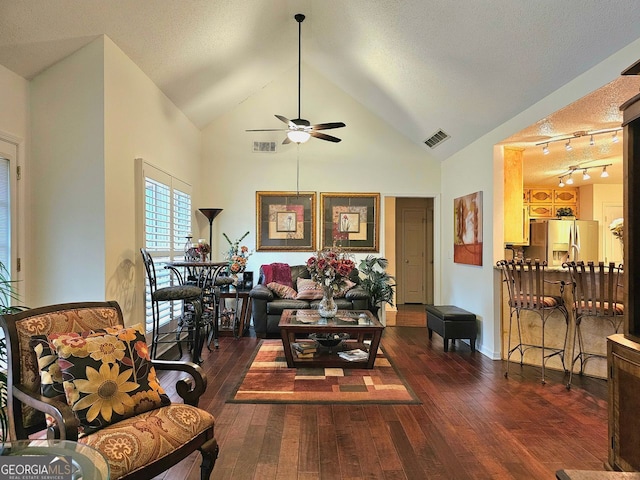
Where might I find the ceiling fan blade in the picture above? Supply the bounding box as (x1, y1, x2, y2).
(245, 128, 288, 132)
(282, 136, 292, 145)
(311, 122, 346, 131)
(310, 131, 342, 143)
(275, 115, 296, 128)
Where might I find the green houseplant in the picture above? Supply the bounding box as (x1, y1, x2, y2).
(0, 260, 24, 442)
(358, 256, 396, 318)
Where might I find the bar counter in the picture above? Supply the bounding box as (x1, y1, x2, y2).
(497, 266, 614, 380)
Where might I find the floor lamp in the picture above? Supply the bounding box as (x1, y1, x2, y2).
(198, 208, 223, 253)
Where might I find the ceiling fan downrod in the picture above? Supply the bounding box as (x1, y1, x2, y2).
(295, 13, 305, 122)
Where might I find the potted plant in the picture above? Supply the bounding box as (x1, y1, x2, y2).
(358, 256, 396, 319)
(556, 207, 575, 219)
(0, 260, 25, 442)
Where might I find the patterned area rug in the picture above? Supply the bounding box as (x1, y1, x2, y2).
(228, 340, 420, 404)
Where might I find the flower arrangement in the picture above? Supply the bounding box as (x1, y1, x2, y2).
(609, 217, 623, 242)
(196, 239, 210, 260)
(556, 207, 574, 217)
(223, 231, 252, 274)
(306, 248, 355, 295)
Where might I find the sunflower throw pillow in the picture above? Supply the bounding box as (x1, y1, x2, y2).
(50, 324, 170, 434)
(31, 325, 124, 399)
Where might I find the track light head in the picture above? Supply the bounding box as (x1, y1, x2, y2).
(566, 175, 574, 185)
(582, 169, 590, 181)
(558, 177, 565, 188)
(601, 166, 609, 178)
(542, 144, 549, 155)
(612, 131, 619, 143)
(589, 135, 595, 146)
(565, 140, 572, 151)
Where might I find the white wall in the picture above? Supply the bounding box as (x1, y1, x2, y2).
(30, 37, 106, 307)
(28, 36, 201, 324)
(441, 36, 640, 360)
(200, 63, 441, 272)
(103, 36, 201, 324)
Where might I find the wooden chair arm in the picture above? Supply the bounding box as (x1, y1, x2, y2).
(13, 384, 80, 440)
(151, 359, 208, 407)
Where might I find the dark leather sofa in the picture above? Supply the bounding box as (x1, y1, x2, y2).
(249, 264, 371, 338)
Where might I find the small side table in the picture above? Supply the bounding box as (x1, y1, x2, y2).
(217, 286, 252, 338)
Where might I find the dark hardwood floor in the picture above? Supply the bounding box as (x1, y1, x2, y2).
(157, 309, 608, 480)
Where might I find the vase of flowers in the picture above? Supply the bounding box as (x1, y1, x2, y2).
(223, 231, 252, 280)
(306, 248, 355, 318)
(196, 239, 210, 262)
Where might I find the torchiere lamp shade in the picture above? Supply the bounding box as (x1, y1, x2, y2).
(198, 208, 223, 251)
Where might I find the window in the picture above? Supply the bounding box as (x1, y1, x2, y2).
(141, 161, 192, 333)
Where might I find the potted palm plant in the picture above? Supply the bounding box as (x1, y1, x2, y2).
(358, 256, 395, 319)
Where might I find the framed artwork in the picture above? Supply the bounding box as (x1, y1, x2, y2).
(320, 192, 380, 251)
(256, 191, 316, 251)
(453, 191, 483, 266)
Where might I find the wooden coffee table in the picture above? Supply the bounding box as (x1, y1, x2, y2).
(279, 309, 384, 369)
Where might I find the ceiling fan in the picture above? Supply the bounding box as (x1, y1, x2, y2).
(246, 13, 346, 144)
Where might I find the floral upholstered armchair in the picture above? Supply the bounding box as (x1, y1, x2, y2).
(0, 301, 218, 480)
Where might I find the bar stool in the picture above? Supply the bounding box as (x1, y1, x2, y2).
(562, 261, 624, 389)
(140, 248, 203, 361)
(497, 259, 570, 384)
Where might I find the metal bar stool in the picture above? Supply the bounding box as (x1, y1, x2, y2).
(140, 248, 204, 361)
(498, 259, 570, 384)
(562, 261, 624, 389)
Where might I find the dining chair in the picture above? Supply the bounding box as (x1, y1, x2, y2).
(140, 248, 203, 361)
(562, 261, 624, 389)
(0, 301, 218, 479)
(497, 258, 570, 384)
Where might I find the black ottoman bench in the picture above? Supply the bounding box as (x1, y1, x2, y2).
(426, 305, 477, 352)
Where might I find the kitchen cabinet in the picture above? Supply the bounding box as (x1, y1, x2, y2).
(529, 188, 553, 203)
(504, 147, 528, 244)
(525, 186, 578, 219)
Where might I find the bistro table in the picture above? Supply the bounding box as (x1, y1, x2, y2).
(165, 260, 227, 357)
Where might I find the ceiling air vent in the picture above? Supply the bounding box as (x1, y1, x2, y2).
(252, 141, 277, 153)
(424, 129, 450, 148)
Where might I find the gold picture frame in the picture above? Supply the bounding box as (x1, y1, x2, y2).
(256, 191, 316, 251)
(320, 192, 380, 252)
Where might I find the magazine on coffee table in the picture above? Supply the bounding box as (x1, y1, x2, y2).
(338, 349, 369, 361)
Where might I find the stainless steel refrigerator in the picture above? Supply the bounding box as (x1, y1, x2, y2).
(526, 219, 599, 267)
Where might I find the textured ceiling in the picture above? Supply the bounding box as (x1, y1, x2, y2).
(1, 1, 640, 161)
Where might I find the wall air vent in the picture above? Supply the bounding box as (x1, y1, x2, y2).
(424, 129, 450, 148)
(252, 141, 277, 153)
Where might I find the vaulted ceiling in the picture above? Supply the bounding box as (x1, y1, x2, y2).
(1, 1, 640, 161)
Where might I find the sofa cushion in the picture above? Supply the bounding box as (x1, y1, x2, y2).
(267, 282, 297, 299)
(296, 278, 324, 300)
(334, 279, 356, 298)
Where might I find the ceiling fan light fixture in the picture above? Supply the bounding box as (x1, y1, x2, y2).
(287, 130, 311, 144)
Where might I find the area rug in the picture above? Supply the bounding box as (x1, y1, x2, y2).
(228, 340, 420, 404)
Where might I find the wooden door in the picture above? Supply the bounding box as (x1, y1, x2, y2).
(396, 198, 433, 304)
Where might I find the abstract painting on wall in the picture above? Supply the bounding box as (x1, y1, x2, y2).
(454, 191, 483, 266)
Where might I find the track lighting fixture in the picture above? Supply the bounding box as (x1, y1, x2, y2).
(556, 163, 612, 185)
(534, 127, 622, 153)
